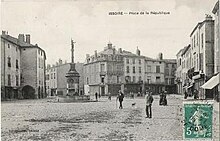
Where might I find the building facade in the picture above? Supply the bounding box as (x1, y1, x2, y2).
(46, 60, 84, 96)
(212, 1, 220, 99)
(1, 31, 47, 100)
(1, 31, 21, 99)
(176, 49, 183, 94)
(190, 15, 214, 99)
(84, 43, 124, 96)
(84, 42, 177, 96)
(164, 59, 177, 94)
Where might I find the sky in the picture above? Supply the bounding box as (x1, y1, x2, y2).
(1, 0, 218, 65)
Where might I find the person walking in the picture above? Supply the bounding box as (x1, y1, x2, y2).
(194, 89, 199, 99)
(117, 90, 124, 109)
(145, 91, 154, 118)
(108, 92, 111, 101)
(95, 92, 98, 101)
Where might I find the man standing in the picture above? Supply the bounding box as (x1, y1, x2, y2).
(145, 91, 154, 118)
(117, 90, 124, 109)
(95, 92, 98, 101)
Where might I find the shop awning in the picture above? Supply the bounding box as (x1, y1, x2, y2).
(201, 74, 220, 89)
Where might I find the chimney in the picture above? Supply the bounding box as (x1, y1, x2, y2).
(158, 53, 163, 60)
(25, 34, 30, 44)
(18, 34, 25, 42)
(59, 59, 62, 65)
(113, 48, 116, 54)
(136, 47, 140, 56)
(205, 14, 212, 20)
(94, 50, 97, 58)
(107, 42, 112, 49)
(2, 31, 6, 35)
(118, 48, 122, 53)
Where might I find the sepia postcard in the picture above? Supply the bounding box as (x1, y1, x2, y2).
(1, 0, 220, 140)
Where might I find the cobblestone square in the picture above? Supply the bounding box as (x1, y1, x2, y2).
(2, 95, 184, 141)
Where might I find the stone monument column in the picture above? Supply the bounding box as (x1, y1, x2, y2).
(65, 39, 80, 96)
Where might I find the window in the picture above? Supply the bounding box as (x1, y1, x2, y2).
(139, 76, 142, 82)
(125, 76, 131, 83)
(8, 44, 10, 48)
(139, 59, 141, 64)
(46, 74, 49, 80)
(156, 66, 160, 73)
(54, 73, 56, 79)
(16, 47, 18, 52)
(139, 67, 141, 73)
(51, 73, 53, 79)
(117, 76, 120, 83)
(133, 66, 135, 73)
(201, 33, 204, 48)
(147, 66, 151, 72)
(171, 78, 174, 84)
(16, 75, 19, 86)
(126, 66, 130, 73)
(156, 76, 161, 83)
(172, 64, 175, 68)
(165, 69, 169, 75)
(8, 74, 11, 86)
(100, 64, 105, 72)
(133, 76, 136, 83)
(147, 76, 151, 84)
(126, 59, 129, 64)
(132, 58, 135, 64)
(116, 65, 121, 71)
(16, 59, 19, 69)
(101, 77, 104, 83)
(7, 57, 11, 67)
(166, 64, 169, 67)
(165, 78, 168, 85)
(87, 77, 89, 84)
(39, 58, 41, 68)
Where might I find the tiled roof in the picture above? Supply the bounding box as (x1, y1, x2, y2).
(1, 34, 47, 59)
(1, 34, 34, 47)
(181, 45, 190, 56)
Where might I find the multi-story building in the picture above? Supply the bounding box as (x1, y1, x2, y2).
(144, 56, 165, 94)
(1, 31, 47, 100)
(1, 31, 21, 99)
(84, 42, 124, 96)
(213, 1, 220, 74)
(84, 42, 176, 96)
(212, 1, 220, 100)
(164, 59, 177, 94)
(181, 45, 191, 94)
(176, 49, 183, 94)
(46, 60, 84, 96)
(190, 15, 214, 99)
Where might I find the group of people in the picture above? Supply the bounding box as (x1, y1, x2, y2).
(95, 90, 169, 118)
(116, 90, 154, 118)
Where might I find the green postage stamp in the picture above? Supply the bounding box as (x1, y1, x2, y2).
(184, 103, 213, 139)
